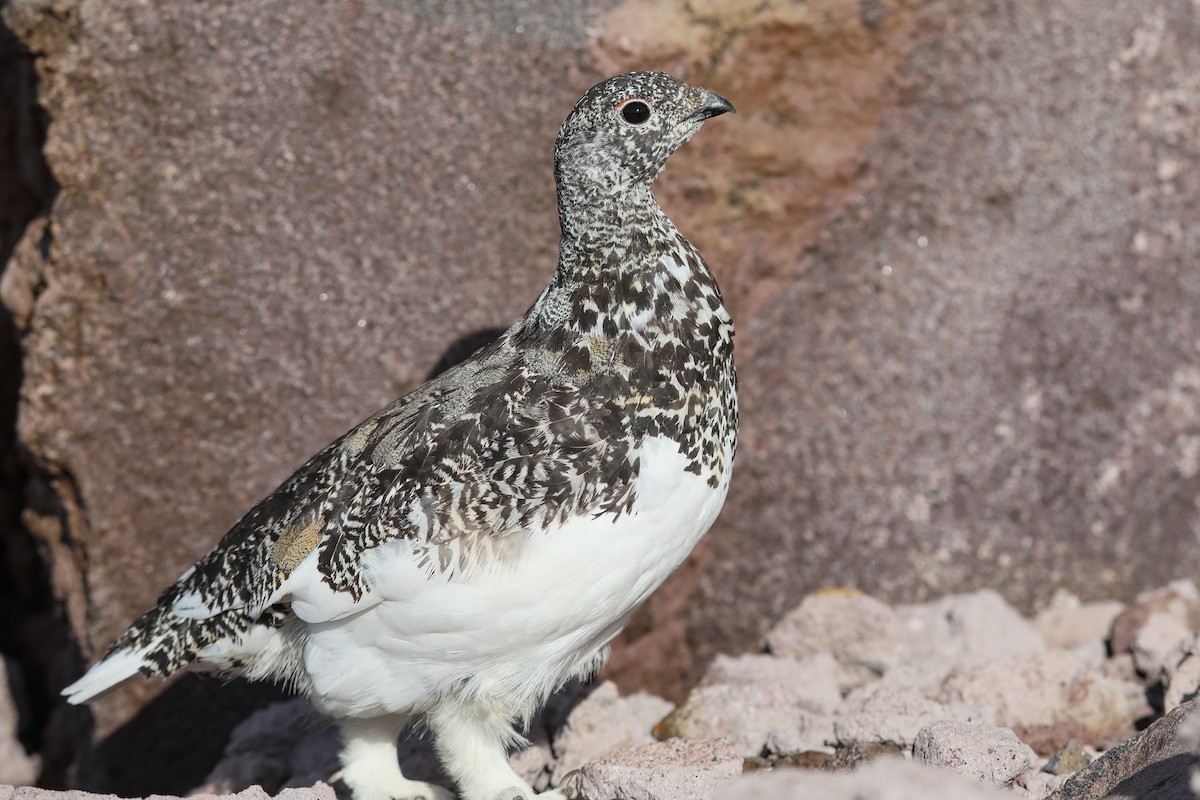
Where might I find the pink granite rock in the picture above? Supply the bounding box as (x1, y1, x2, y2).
(656, 648, 844, 757)
(715, 757, 1006, 799)
(548, 681, 674, 785)
(573, 738, 741, 800)
(941, 649, 1151, 755)
(764, 591, 904, 689)
(895, 590, 1046, 666)
(833, 687, 993, 748)
(912, 720, 1034, 787)
(1033, 594, 1126, 651)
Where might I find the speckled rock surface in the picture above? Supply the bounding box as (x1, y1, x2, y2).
(573, 738, 741, 800)
(913, 720, 1034, 787)
(3, 0, 1200, 793)
(1046, 698, 1199, 800)
(718, 758, 1007, 800)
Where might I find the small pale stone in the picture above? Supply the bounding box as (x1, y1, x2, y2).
(660, 682, 832, 757)
(574, 738, 741, 800)
(1132, 613, 1195, 681)
(913, 720, 1033, 786)
(765, 590, 903, 685)
(698, 652, 842, 714)
(1034, 600, 1126, 650)
(941, 649, 1150, 754)
(1164, 644, 1200, 714)
(715, 757, 1006, 799)
(550, 681, 675, 783)
(834, 688, 992, 748)
(896, 590, 1045, 665)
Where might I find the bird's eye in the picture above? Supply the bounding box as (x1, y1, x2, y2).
(620, 100, 651, 125)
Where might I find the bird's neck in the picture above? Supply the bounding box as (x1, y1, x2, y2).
(521, 177, 721, 344)
(553, 176, 679, 284)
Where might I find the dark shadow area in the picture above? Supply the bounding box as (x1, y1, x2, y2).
(78, 676, 599, 796)
(78, 676, 292, 796)
(1105, 752, 1198, 800)
(424, 327, 507, 380)
(0, 1, 65, 787)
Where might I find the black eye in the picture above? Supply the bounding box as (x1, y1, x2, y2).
(620, 100, 651, 125)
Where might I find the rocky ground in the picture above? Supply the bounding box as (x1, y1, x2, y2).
(6, 582, 1200, 799)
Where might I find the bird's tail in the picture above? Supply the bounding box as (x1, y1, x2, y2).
(60, 590, 233, 705)
(61, 644, 156, 704)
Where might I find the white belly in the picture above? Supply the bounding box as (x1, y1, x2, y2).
(296, 434, 732, 719)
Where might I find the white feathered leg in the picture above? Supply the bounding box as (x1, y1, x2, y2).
(337, 716, 453, 800)
(428, 702, 567, 800)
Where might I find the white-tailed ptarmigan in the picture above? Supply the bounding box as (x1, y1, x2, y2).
(63, 71, 738, 800)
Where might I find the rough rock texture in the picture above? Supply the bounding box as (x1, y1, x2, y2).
(1166, 642, 1200, 714)
(1046, 698, 1200, 800)
(657, 652, 840, 757)
(1033, 595, 1126, 652)
(913, 720, 1034, 787)
(834, 687, 992, 749)
(895, 590, 1047, 665)
(3, 0, 1200, 791)
(573, 738, 741, 800)
(941, 649, 1151, 755)
(764, 590, 903, 689)
(717, 758, 1007, 800)
(547, 681, 675, 785)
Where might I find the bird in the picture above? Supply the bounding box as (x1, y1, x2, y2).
(63, 70, 738, 800)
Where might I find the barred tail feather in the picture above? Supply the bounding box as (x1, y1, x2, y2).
(61, 646, 153, 704)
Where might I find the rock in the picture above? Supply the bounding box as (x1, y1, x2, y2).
(912, 720, 1034, 786)
(1034, 594, 1126, 651)
(1047, 697, 1200, 800)
(896, 590, 1046, 665)
(833, 687, 993, 748)
(1042, 739, 1094, 776)
(0, 657, 39, 785)
(1013, 768, 1069, 800)
(1109, 581, 1200, 666)
(764, 590, 903, 688)
(1164, 640, 1200, 714)
(548, 681, 674, 784)
(941, 649, 1151, 755)
(716, 757, 1006, 799)
(1132, 613, 1196, 683)
(698, 652, 843, 715)
(573, 738, 741, 800)
(658, 682, 834, 758)
(658, 648, 843, 758)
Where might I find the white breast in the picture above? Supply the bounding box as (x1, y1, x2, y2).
(290, 434, 732, 719)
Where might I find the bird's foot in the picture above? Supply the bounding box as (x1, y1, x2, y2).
(541, 768, 581, 799)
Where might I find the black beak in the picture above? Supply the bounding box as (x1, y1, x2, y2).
(692, 91, 736, 121)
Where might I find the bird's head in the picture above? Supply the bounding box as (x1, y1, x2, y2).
(553, 71, 734, 195)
